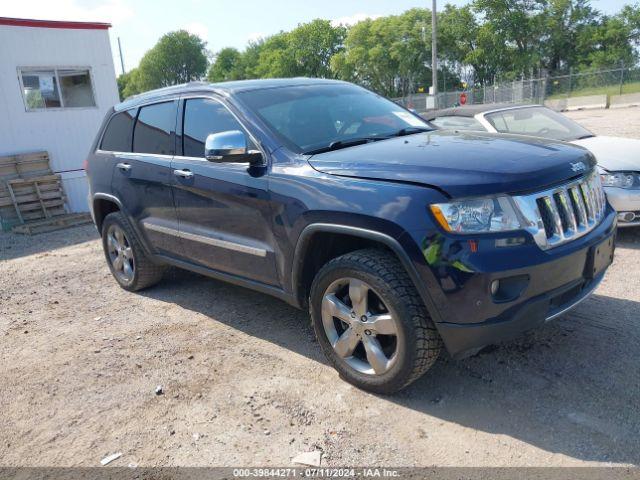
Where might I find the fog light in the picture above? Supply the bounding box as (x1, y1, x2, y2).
(490, 280, 500, 295)
(617, 212, 636, 223)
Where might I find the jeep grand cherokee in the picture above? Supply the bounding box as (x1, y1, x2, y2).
(86, 78, 616, 393)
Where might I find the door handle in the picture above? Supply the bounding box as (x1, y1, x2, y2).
(116, 162, 131, 172)
(173, 169, 194, 179)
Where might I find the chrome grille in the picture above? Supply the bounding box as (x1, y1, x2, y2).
(513, 172, 607, 250)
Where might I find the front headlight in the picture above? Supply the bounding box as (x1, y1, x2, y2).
(430, 196, 523, 233)
(599, 170, 636, 189)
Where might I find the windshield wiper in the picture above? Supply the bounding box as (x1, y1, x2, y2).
(575, 134, 595, 140)
(303, 126, 432, 155)
(392, 126, 433, 136)
(304, 137, 385, 155)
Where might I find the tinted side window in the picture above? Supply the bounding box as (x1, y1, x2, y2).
(133, 101, 176, 155)
(100, 110, 135, 152)
(183, 98, 245, 157)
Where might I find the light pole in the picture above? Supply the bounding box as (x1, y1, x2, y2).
(431, 0, 438, 100)
(117, 37, 126, 75)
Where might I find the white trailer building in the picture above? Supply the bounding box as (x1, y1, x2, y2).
(0, 17, 120, 213)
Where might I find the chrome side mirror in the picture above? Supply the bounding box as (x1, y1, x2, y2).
(204, 130, 263, 165)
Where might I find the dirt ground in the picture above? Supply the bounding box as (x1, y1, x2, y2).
(1, 108, 639, 468)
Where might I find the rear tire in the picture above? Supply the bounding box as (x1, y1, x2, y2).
(310, 249, 441, 394)
(101, 211, 165, 292)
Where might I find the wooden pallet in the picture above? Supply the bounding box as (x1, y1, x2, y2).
(7, 175, 66, 223)
(11, 213, 92, 235)
(0, 151, 51, 180)
(0, 151, 60, 230)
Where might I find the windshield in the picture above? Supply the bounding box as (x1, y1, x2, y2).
(236, 84, 431, 154)
(484, 106, 593, 141)
(430, 115, 485, 131)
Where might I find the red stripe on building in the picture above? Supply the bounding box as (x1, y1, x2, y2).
(0, 17, 111, 30)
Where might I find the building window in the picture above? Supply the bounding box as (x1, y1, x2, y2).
(59, 70, 96, 107)
(21, 70, 61, 109)
(19, 68, 96, 110)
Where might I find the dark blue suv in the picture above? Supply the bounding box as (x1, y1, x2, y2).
(87, 78, 616, 393)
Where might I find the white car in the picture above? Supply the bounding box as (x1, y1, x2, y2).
(426, 104, 640, 227)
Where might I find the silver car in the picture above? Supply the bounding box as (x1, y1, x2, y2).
(426, 104, 640, 227)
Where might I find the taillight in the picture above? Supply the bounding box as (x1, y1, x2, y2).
(83, 159, 89, 172)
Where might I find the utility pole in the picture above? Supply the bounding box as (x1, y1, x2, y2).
(117, 37, 126, 75)
(431, 0, 438, 102)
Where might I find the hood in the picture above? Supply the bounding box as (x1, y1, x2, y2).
(308, 130, 596, 198)
(571, 136, 640, 172)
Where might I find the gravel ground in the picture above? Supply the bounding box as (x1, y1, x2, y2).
(564, 107, 640, 138)
(1, 108, 639, 468)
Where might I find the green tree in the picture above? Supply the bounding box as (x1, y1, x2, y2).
(117, 68, 143, 99)
(124, 3, 640, 98)
(286, 19, 346, 78)
(250, 20, 346, 78)
(472, 0, 545, 78)
(137, 30, 208, 91)
(207, 47, 244, 82)
(253, 32, 293, 77)
(581, 4, 640, 69)
(240, 38, 268, 78)
(539, 0, 599, 74)
(331, 9, 437, 97)
(438, 5, 508, 85)
(331, 17, 395, 95)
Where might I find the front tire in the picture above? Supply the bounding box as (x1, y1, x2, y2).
(101, 211, 164, 292)
(310, 249, 441, 394)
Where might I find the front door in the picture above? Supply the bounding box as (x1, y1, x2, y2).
(171, 97, 278, 286)
(110, 100, 181, 256)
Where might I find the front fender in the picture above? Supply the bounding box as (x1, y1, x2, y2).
(291, 222, 444, 323)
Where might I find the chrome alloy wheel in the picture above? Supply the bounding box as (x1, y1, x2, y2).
(321, 278, 400, 375)
(106, 224, 134, 283)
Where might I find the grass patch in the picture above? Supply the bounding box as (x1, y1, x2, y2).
(547, 81, 640, 99)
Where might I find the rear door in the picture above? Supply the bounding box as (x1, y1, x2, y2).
(110, 100, 181, 256)
(92, 108, 133, 204)
(170, 96, 278, 285)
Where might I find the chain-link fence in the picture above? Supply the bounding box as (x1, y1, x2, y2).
(545, 66, 640, 98)
(393, 65, 640, 112)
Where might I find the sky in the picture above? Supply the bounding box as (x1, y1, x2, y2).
(1, 0, 634, 75)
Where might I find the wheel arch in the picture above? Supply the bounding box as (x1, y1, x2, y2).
(92, 193, 123, 233)
(291, 223, 441, 323)
(92, 193, 157, 259)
